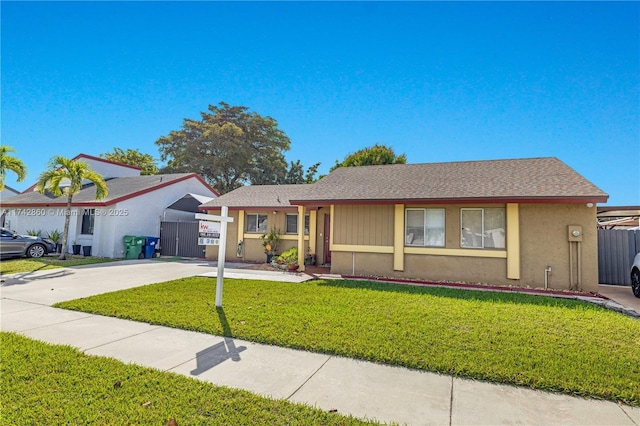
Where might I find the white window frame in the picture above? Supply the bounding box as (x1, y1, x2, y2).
(246, 213, 268, 233)
(460, 208, 505, 249)
(405, 208, 445, 247)
(286, 213, 309, 235)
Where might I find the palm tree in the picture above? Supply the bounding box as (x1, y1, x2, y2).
(36, 156, 108, 260)
(0, 145, 27, 191)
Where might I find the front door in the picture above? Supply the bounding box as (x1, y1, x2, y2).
(323, 214, 331, 265)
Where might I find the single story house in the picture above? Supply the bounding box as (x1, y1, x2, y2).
(200, 157, 608, 293)
(1, 154, 219, 257)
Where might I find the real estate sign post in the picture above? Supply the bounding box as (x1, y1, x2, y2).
(195, 207, 233, 307)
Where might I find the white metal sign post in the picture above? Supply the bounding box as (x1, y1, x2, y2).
(195, 207, 233, 307)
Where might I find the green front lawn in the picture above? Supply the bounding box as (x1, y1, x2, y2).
(55, 278, 640, 406)
(0, 255, 118, 275)
(1, 332, 375, 425)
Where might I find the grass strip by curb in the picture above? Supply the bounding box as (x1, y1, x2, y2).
(1, 332, 380, 425)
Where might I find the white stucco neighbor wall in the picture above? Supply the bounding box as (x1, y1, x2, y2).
(98, 178, 215, 258)
(78, 156, 140, 178)
(3, 209, 67, 236)
(3, 176, 217, 258)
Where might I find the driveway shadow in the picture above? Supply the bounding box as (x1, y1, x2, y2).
(0, 269, 74, 286)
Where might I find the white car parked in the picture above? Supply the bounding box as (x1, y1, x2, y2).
(631, 252, 640, 298)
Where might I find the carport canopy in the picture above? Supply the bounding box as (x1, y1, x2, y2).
(166, 193, 215, 213)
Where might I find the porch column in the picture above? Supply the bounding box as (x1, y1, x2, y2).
(394, 204, 405, 271)
(506, 203, 520, 280)
(298, 205, 305, 271)
(309, 210, 317, 257)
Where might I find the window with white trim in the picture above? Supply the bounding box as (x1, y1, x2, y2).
(81, 209, 95, 235)
(286, 213, 310, 234)
(246, 213, 267, 233)
(405, 208, 445, 247)
(460, 208, 505, 249)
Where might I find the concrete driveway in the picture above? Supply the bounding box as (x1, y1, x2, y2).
(0, 258, 215, 305)
(599, 284, 640, 313)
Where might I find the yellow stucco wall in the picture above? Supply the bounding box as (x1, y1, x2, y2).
(205, 202, 599, 292)
(518, 203, 598, 292)
(205, 209, 309, 262)
(329, 202, 599, 292)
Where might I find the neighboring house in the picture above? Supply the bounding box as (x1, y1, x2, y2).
(0, 185, 21, 226)
(0, 185, 20, 200)
(2, 154, 218, 258)
(201, 157, 608, 293)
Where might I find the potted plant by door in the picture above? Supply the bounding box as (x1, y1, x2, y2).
(260, 226, 281, 263)
(277, 247, 299, 271)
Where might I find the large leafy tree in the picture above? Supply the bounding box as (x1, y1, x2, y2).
(249, 158, 321, 185)
(36, 156, 108, 260)
(100, 148, 159, 175)
(156, 102, 291, 194)
(331, 144, 407, 172)
(0, 145, 27, 191)
(284, 160, 321, 184)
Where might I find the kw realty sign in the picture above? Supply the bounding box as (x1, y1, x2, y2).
(198, 220, 221, 245)
(195, 210, 233, 308)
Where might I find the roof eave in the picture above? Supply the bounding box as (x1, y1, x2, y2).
(200, 204, 300, 212)
(289, 195, 609, 206)
(2, 174, 217, 208)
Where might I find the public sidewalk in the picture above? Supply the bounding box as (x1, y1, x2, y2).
(1, 259, 638, 425)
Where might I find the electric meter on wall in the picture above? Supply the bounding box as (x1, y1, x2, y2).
(568, 225, 583, 242)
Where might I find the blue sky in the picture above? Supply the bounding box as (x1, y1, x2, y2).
(2, 1, 638, 205)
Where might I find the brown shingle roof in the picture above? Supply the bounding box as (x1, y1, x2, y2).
(293, 157, 607, 204)
(200, 157, 607, 208)
(200, 184, 313, 209)
(1, 174, 210, 207)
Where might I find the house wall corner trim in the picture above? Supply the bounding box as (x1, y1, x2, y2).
(506, 203, 521, 279)
(394, 204, 405, 271)
(298, 205, 305, 271)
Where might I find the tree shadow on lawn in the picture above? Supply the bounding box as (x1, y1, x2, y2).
(315, 279, 608, 312)
(0, 268, 73, 286)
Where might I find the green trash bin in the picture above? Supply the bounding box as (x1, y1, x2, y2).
(123, 235, 145, 259)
